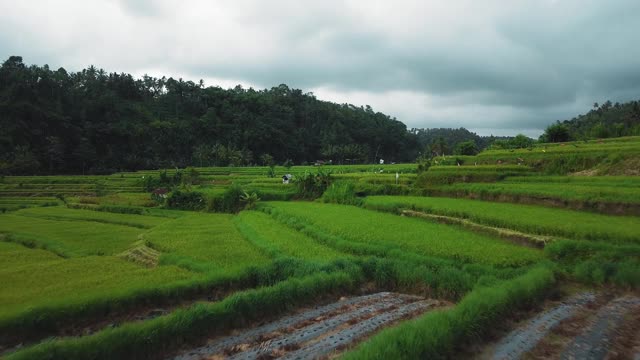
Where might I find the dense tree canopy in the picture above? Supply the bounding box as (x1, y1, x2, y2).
(3, 56, 634, 175)
(541, 100, 640, 142)
(0, 56, 419, 174)
(411, 127, 512, 157)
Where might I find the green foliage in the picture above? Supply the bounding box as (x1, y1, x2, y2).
(267, 165, 276, 178)
(416, 155, 431, 174)
(416, 165, 532, 186)
(259, 153, 274, 167)
(545, 239, 640, 287)
(454, 140, 479, 155)
(142, 169, 185, 192)
(166, 190, 206, 211)
(342, 266, 556, 360)
(66, 203, 145, 215)
(0, 213, 145, 257)
(239, 191, 260, 210)
(263, 202, 543, 267)
(0, 57, 418, 175)
(207, 184, 246, 213)
(540, 123, 571, 142)
(364, 196, 640, 245)
(435, 179, 640, 208)
(321, 181, 362, 205)
(556, 99, 640, 140)
(183, 167, 201, 185)
(234, 211, 348, 261)
(18, 206, 161, 228)
(282, 158, 294, 169)
(146, 212, 270, 273)
(490, 134, 534, 150)
(294, 168, 332, 199)
(5, 271, 359, 360)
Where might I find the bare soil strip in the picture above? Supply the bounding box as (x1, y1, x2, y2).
(561, 296, 640, 360)
(605, 305, 640, 360)
(172, 292, 443, 360)
(280, 300, 434, 360)
(489, 292, 595, 360)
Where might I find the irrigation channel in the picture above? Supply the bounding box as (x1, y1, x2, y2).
(171, 292, 446, 360)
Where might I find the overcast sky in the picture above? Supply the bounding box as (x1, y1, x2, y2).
(1, 0, 639, 137)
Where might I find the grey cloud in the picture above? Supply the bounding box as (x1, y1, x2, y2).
(1, 0, 639, 136)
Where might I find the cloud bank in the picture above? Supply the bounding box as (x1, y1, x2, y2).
(1, 0, 639, 136)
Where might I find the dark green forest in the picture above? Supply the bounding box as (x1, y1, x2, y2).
(2, 56, 638, 175)
(540, 100, 640, 142)
(1, 56, 421, 175)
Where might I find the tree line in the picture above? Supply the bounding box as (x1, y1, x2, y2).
(540, 100, 640, 143)
(3, 56, 636, 175)
(0, 56, 419, 175)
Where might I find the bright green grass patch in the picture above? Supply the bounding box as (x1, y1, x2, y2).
(0, 241, 195, 324)
(13, 206, 167, 229)
(91, 192, 156, 207)
(436, 182, 640, 204)
(364, 196, 640, 245)
(0, 214, 143, 256)
(143, 213, 270, 273)
(265, 202, 543, 267)
(505, 175, 640, 187)
(234, 211, 348, 261)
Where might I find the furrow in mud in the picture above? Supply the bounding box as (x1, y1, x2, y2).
(225, 294, 424, 360)
(172, 292, 417, 360)
(490, 292, 596, 360)
(280, 299, 436, 360)
(561, 296, 640, 360)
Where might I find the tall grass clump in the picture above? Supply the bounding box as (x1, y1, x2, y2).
(545, 239, 640, 287)
(321, 181, 362, 205)
(294, 168, 332, 199)
(342, 265, 556, 360)
(206, 184, 246, 213)
(5, 271, 359, 360)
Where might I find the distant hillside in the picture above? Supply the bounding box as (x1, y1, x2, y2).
(542, 100, 640, 142)
(411, 127, 512, 155)
(0, 56, 418, 175)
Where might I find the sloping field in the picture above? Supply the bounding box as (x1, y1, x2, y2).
(143, 213, 271, 273)
(263, 201, 543, 267)
(364, 196, 640, 244)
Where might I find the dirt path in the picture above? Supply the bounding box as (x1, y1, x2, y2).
(477, 292, 640, 360)
(561, 296, 640, 360)
(172, 292, 444, 360)
(488, 292, 595, 360)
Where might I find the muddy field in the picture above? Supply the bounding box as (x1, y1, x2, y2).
(171, 292, 446, 360)
(478, 292, 640, 360)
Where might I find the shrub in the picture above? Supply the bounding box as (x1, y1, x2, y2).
(321, 182, 361, 206)
(166, 190, 206, 210)
(207, 184, 246, 213)
(240, 191, 260, 210)
(294, 168, 332, 199)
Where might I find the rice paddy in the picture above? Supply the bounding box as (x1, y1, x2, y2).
(1, 137, 638, 359)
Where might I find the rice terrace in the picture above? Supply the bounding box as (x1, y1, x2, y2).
(2, 2, 640, 358)
(0, 133, 639, 359)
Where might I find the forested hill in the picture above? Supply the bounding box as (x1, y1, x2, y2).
(0, 56, 419, 175)
(548, 100, 640, 141)
(411, 128, 512, 156)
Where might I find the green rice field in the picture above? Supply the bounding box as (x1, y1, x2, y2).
(1, 136, 638, 359)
